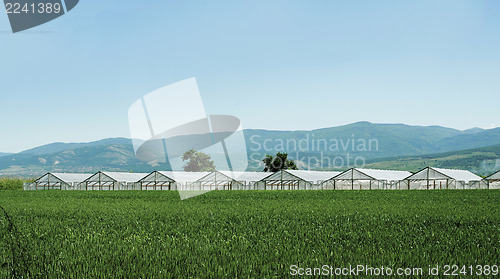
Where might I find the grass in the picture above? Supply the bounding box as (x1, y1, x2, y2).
(0, 190, 498, 278)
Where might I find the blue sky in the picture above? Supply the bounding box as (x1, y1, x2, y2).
(1, 0, 499, 152)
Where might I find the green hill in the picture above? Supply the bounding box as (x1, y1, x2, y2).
(434, 128, 500, 152)
(244, 121, 464, 159)
(364, 144, 500, 176)
(0, 144, 162, 176)
(19, 138, 134, 155)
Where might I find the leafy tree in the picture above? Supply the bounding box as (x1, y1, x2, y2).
(262, 152, 298, 172)
(182, 149, 216, 172)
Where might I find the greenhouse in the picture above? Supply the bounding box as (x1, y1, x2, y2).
(25, 173, 93, 190)
(287, 170, 340, 185)
(322, 168, 411, 190)
(190, 171, 244, 190)
(138, 171, 176, 190)
(135, 171, 212, 191)
(220, 171, 272, 190)
(484, 170, 500, 189)
(399, 167, 482, 190)
(260, 170, 339, 190)
(22, 168, 492, 191)
(162, 171, 211, 191)
(80, 172, 149, 191)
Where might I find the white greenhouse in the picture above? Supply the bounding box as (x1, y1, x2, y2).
(191, 171, 243, 190)
(162, 171, 210, 191)
(138, 171, 176, 190)
(23, 167, 493, 191)
(24, 173, 93, 190)
(483, 170, 500, 189)
(399, 167, 482, 190)
(79, 172, 149, 190)
(260, 170, 339, 190)
(220, 171, 273, 190)
(126, 171, 212, 191)
(322, 168, 411, 190)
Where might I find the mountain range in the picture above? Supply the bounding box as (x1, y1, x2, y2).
(1, 122, 499, 176)
(365, 144, 500, 176)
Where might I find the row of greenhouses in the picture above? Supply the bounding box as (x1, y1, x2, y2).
(24, 167, 500, 191)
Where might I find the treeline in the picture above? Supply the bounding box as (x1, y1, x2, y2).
(0, 178, 32, 190)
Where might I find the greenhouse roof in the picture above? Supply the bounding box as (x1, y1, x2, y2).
(355, 168, 412, 181)
(432, 168, 482, 182)
(485, 170, 500, 180)
(36, 173, 93, 183)
(404, 167, 481, 182)
(157, 171, 210, 183)
(138, 171, 176, 183)
(330, 168, 411, 181)
(196, 171, 235, 182)
(220, 171, 272, 182)
(261, 170, 340, 182)
(98, 172, 149, 183)
(286, 170, 340, 182)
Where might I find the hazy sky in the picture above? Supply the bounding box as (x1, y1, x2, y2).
(1, 0, 499, 152)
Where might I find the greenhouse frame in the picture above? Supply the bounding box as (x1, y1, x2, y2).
(24, 173, 93, 190)
(219, 171, 272, 190)
(483, 170, 500, 189)
(165, 171, 211, 191)
(24, 167, 497, 191)
(289, 170, 340, 188)
(137, 171, 211, 190)
(80, 172, 149, 191)
(191, 171, 243, 190)
(322, 168, 411, 190)
(260, 170, 339, 190)
(399, 167, 482, 190)
(138, 171, 176, 190)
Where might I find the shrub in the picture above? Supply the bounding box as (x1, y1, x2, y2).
(0, 178, 29, 190)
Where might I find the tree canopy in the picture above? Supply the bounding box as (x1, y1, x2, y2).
(182, 149, 216, 172)
(262, 152, 298, 172)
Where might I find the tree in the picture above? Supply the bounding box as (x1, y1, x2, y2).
(262, 152, 298, 172)
(182, 149, 216, 172)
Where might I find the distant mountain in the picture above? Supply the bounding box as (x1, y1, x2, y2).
(364, 144, 500, 176)
(0, 143, 162, 176)
(434, 128, 500, 153)
(0, 121, 498, 176)
(19, 138, 133, 156)
(244, 122, 465, 159)
(0, 153, 12, 157)
(462, 127, 485, 134)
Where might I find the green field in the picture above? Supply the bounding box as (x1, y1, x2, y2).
(0, 190, 499, 278)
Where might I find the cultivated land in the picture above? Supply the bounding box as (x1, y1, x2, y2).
(0, 191, 498, 278)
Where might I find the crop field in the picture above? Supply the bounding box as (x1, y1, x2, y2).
(0, 190, 498, 278)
